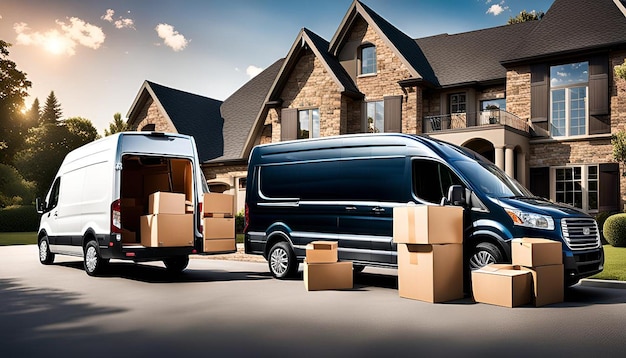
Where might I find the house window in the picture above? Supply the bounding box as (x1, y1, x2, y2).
(553, 165, 598, 212)
(550, 62, 588, 137)
(238, 177, 247, 190)
(366, 100, 384, 133)
(360, 45, 376, 75)
(297, 108, 320, 139)
(480, 99, 506, 111)
(141, 124, 156, 131)
(450, 93, 466, 113)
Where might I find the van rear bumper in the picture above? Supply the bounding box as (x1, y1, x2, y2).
(563, 247, 604, 284)
(101, 234, 195, 262)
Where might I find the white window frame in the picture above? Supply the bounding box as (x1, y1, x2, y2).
(297, 108, 320, 139)
(365, 100, 384, 133)
(549, 62, 589, 138)
(550, 164, 598, 213)
(359, 45, 377, 76)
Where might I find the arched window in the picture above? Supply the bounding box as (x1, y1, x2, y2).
(359, 45, 376, 75)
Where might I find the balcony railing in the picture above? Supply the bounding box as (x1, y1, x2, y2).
(423, 110, 529, 134)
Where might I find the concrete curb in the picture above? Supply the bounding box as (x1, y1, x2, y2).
(579, 278, 626, 289)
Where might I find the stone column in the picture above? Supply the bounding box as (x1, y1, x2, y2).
(505, 147, 515, 178)
(495, 147, 505, 172)
(516, 151, 527, 187)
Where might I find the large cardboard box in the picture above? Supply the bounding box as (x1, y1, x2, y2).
(203, 217, 235, 240)
(203, 193, 233, 216)
(471, 264, 532, 307)
(520, 264, 564, 307)
(393, 206, 463, 244)
(397, 243, 464, 303)
(140, 214, 193, 247)
(511, 238, 562, 267)
(304, 261, 353, 291)
(306, 241, 339, 263)
(148, 191, 186, 215)
(204, 238, 236, 253)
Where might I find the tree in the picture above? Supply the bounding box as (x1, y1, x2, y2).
(26, 98, 41, 127)
(104, 112, 130, 136)
(507, 10, 544, 25)
(0, 163, 35, 207)
(615, 59, 626, 81)
(0, 40, 32, 165)
(41, 91, 63, 124)
(611, 130, 626, 176)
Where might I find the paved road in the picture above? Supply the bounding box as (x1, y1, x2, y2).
(1, 245, 625, 357)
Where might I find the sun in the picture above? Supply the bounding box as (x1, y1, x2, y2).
(44, 34, 65, 55)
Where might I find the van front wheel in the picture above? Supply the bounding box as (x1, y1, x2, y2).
(38, 236, 55, 265)
(268, 241, 298, 279)
(468, 242, 504, 271)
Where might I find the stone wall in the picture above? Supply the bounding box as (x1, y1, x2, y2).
(130, 98, 176, 132)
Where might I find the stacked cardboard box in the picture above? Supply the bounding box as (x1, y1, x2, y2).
(471, 238, 564, 307)
(393, 205, 464, 303)
(202, 193, 236, 253)
(140, 192, 193, 247)
(304, 241, 353, 291)
(120, 197, 143, 244)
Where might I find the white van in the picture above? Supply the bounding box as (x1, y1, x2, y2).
(36, 132, 233, 276)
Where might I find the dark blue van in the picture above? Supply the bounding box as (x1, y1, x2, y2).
(244, 133, 603, 285)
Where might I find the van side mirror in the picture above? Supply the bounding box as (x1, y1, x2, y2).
(445, 185, 465, 206)
(36, 197, 46, 214)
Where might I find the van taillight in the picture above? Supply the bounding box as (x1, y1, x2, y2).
(198, 201, 204, 234)
(111, 199, 122, 233)
(244, 203, 249, 233)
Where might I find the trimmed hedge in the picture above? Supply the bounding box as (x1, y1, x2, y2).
(603, 213, 626, 247)
(235, 209, 245, 234)
(0, 205, 40, 232)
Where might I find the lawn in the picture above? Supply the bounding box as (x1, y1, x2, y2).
(590, 245, 626, 281)
(0, 232, 37, 246)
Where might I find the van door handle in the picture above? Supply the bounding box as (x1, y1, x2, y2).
(345, 206, 357, 211)
(53, 211, 58, 217)
(371, 207, 385, 213)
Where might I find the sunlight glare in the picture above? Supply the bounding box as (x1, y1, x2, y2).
(44, 34, 65, 55)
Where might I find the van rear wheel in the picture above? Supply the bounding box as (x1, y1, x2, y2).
(268, 241, 298, 279)
(164, 256, 189, 274)
(84, 240, 106, 276)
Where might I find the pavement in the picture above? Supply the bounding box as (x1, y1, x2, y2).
(198, 244, 626, 290)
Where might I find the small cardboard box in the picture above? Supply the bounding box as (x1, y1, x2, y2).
(204, 238, 236, 253)
(471, 264, 532, 307)
(306, 241, 339, 263)
(203, 217, 235, 240)
(397, 243, 464, 303)
(511, 238, 562, 267)
(203, 193, 233, 216)
(148, 191, 186, 215)
(140, 214, 193, 247)
(304, 261, 353, 291)
(393, 206, 463, 244)
(520, 264, 564, 307)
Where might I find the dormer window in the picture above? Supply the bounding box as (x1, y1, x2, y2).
(360, 45, 376, 75)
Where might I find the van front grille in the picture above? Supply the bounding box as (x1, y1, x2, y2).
(561, 218, 600, 251)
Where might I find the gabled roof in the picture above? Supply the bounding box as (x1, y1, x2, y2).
(127, 80, 224, 162)
(503, 0, 626, 64)
(330, 0, 438, 86)
(415, 22, 537, 87)
(210, 58, 285, 162)
(266, 28, 362, 102)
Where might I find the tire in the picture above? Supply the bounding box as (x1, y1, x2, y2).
(84, 240, 105, 276)
(268, 241, 298, 279)
(163, 256, 189, 274)
(38, 236, 55, 265)
(353, 264, 366, 273)
(468, 242, 505, 271)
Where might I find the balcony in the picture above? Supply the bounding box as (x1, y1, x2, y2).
(423, 110, 529, 134)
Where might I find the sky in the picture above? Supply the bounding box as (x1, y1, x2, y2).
(0, 0, 554, 135)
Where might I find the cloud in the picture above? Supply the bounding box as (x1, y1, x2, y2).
(486, 1, 509, 16)
(246, 65, 263, 78)
(14, 19, 104, 56)
(101, 9, 135, 29)
(155, 23, 188, 51)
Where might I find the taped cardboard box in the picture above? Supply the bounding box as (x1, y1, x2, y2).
(148, 191, 186, 215)
(397, 243, 464, 303)
(306, 241, 338, 263)
(393, 206, 463, 244)
(204, 238, 236, 253)
(203, 217, 235, 240)
(471, 264, 532, 307)
(140, 213, 193, 247)
(304, 261, 353, 291)
(511, 238, 562, 267)
(520, 264, 564, 307)
(203, 193, 233, 216)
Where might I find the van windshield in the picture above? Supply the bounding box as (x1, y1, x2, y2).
(454, 160, 534, 199)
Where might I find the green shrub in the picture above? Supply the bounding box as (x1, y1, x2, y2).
(0, 205, 40, 232)
(595, 211, 620, 244)
(235, 209, 245, 234)
(603, 213, 626, 247)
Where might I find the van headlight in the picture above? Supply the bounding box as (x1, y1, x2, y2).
(505, 208, 554, 230)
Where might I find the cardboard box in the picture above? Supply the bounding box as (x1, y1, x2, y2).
(140, 214, 193, 247)
(520, 264, 564, 307)
(306, 241, 339, 263)
(203, 193, 233, 216)
(397, 243, 464, 303)
(393, 206, 463, 244)
(511, 238, 562, 267)
(471, 264, 532, 307)
(204, 238, 236, 253)
(148, 191, 186, 215)
(203, 217, 235, 240)
(304, 261, 353, 291)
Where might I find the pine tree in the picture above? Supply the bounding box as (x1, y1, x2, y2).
(104, 112, 130, 136)
(41, 91, 63, 124)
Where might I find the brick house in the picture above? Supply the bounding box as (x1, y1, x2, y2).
(130, 0, 626, 217)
